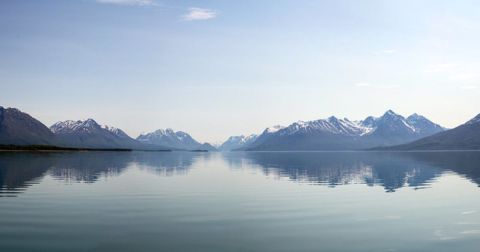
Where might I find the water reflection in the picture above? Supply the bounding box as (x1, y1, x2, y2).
(0, 153, 52, 196)
(223, 151, 480, 192)
(404, 151, 480, 186)
(0, 151, 198, 196)
(134, 151, 201, 176)
(0, 151, 479, 196)
(49, 152, 133, 183)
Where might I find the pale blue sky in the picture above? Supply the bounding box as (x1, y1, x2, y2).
(1, 0, 479, 143)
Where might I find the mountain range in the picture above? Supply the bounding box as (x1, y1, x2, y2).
(0, 106, 214, 151)
(137, 129, 217, 151)
(1, 105, 479, 151)
(222, 110, 446, 151)
(50, 119, 150, 149)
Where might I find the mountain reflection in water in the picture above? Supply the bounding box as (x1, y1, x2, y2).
(0, 152, 201, 196)
(224, 151, 480, 192)
(0, 151, 479, 196)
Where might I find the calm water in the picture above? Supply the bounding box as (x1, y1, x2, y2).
(1, 151, 480, 252)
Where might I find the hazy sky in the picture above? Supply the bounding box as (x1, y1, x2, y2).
(1, 0, 479, 144)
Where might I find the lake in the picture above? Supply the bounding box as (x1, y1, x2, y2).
(1, 151, 479, 252)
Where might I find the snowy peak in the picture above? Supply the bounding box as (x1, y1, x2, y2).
(175, 131, 191, 140)
(361, 110, 418, 136)
(356, 110, 428, 136)
(273, 116, 372, 137)
(219, 134, 258, 150)
(361, 116, 376, 128)
(138, 128, 194, 141)
(137, 128, 211, 150)
(264, 125, 285, 134)
(50, 119, 101, 134)
(378, 109, 406, 122)
(407, 113, 421, 119)
(406, 113, 444, 134)
(246, 110, 446, 150)
(384, 109, 400, 117)
(149, 128, 174, 136)
(406, 113, 424, 125)
(363, 109, 408, 129)
(51, 119, 133, 139)
(102, 125, 131, 139)
(244, 134, 258, 142)
(326, 116, 370, 136)
(225, 134, 257, 144)
(48, 118, 144, 149)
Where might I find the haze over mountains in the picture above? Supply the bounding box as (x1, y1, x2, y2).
(1, 105, 479, 150)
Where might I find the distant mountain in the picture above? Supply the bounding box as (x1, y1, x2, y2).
(0, 106, 451, 151)
(245, 110, 445, 151)
(137, 128, 216, 151)
(50, 119, 167, 150)
(198, 143, 217, 151)
(406, 113, 445, 135)
(219, 134, 258, 151)
(360, 110, 444, 147)
(0, 106, 54, 145)
(379, 113, 480, 150)
(236, 125, 285, 150)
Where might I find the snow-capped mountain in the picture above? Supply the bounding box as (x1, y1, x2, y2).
(382, 113, 480, 150)
(406, 113, 445, 135)
(264, 125, 285, 134)
(50, 119, 98, 134)
(51, 120, 132, 139)
(50, 119, 166, 150)
(1, 106, 457, 151)
(358, 110, 445, 146)
(219, 134, 258, 151)
(245, 110, 445, 150)
(233, 125, 287, 150)
(102, 125, 132, 139)
(275, 117, 372, 137)
(137, 128, 216, 151)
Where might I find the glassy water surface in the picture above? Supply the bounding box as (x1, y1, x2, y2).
(0, 151, 479, 252)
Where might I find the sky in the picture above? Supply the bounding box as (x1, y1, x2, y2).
(1, 0, 480, 144)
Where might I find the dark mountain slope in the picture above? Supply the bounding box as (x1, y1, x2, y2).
(0, 106, 54, 145)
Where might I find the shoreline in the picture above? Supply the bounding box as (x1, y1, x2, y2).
(0, 145, 170, 152)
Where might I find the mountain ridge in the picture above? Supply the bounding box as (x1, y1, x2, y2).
(376, 113, 480, 150)
(226, 110, 446, 151)
(219, 134, 258, 151)
(50, 119, 168, 150)
(0, 106, 55, 145)
(3, 105, 475, 151)
(137, 128, 216, 151)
